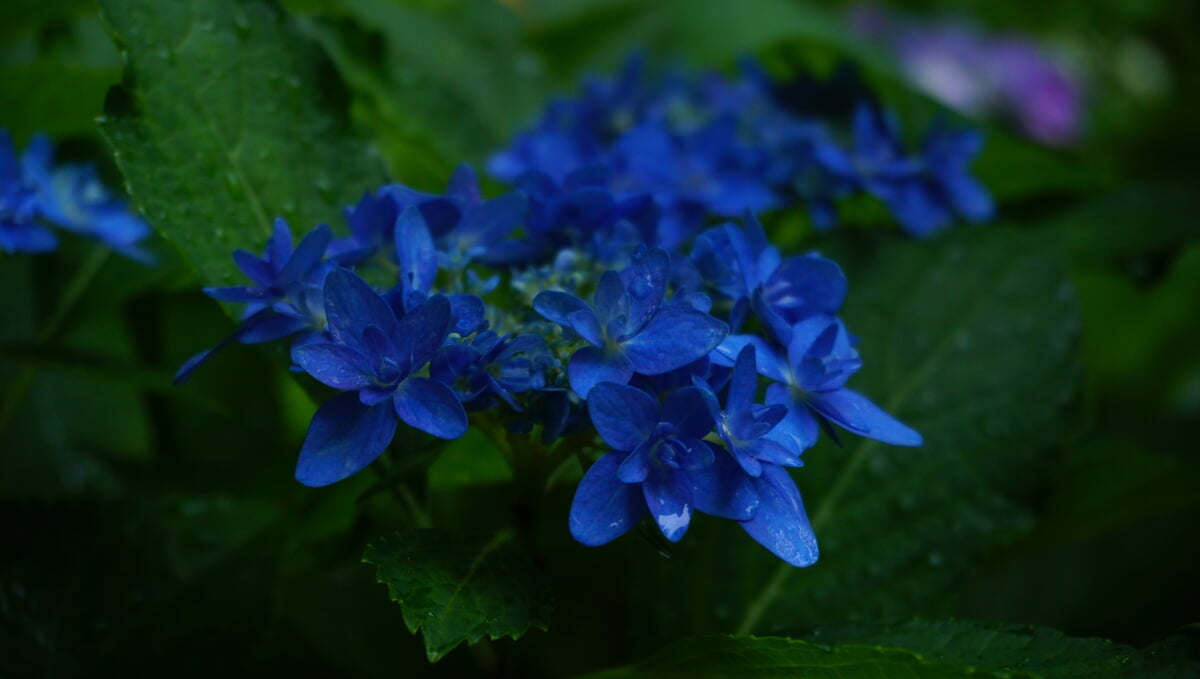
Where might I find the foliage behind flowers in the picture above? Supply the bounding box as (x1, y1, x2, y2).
(3, 0, 1199, 676)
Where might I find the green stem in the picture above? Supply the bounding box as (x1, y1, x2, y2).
(0, 248, 111, 438)
(37, 248, 111, 343)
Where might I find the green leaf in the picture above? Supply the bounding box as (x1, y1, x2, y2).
(363, 528, 553, 662)
(581, 626, 1199, 678)
(0, 63, 119, 143)
(98, 0, 387, 285)
(525, 0, 894, 82)
(295, 0, 546, 186)
(728, 227, 1082, 633)
(974, 133, 1112, 202)
(807, 620, 1200, 679)
(578, 634, 1022, 678)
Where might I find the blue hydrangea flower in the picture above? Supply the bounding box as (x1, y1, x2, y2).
(696, 345, 798, 477)
(716, 315, 922, 451)
(534, 247, 728, 397)
(919, 120, 995, 228)
(816, 104, 993, 237)
(692, 216, 846, 343)
(570, 381, 757, 544)
(174, 219, 333, 384)
(0, 131, 54, 253)
(431, 331, 557, 410)
(1, 131, 151, 258)
(291, 269, 467, 486)
(609, 118, 777, 248)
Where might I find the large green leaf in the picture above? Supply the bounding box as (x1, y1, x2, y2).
(728, 227, 1082, 633)
(579, 634, 1020, 679)
(807, 620, 1200, 679)
(363, 528, 553, 662)
(98, 0, 387, 285)
(581, 625, 1199, 678)
(294, 0, 546, 187)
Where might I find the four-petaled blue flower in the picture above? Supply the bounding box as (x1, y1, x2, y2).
(291, 269, 468, 487)
(570, 381, 757, 545)
(174, 218, 334, 384)
(534, 247, 728, 397)
(716, 315, 922, 452)
(695, 344, 818, 567)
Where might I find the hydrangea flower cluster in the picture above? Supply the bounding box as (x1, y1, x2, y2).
(490, 55, 993, 239)
(0, 131, 152, 260)
(178, 60, 934, 567)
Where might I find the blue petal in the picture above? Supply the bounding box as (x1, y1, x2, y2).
(623, 306, 727, 375)
(643, 468, 694, 542)
(739, 464, 818, 567)
(943, 174, 994, 223)
(398, 294, 451, 368)
(447, 293, 487, 336)
(236, 311, 311, 343)
(752, 438, 804, 468)
(173, 341, 230, 385)
(232, 249, 274, 287)
(278, 224, 332, 284)
(393, 377, 468, 440)
(446, 164, 482, 204)
(395, 205, 437, 297)
(568, 345, 633, 398)
(727, 344, 759, 414)
(295, 393, 397, 487)
(587, 380, 658, 451)
(203, 286, 270, 303)
(566, 309, 604, 347)
(691, 448, 759, 520)
(712, 334, 787, 382)
(0, 221, 57, 253)
(592, 270, 628, 326)
(617, 440, 652, 483)
(569, 452, 646, 546)
(533, 290, 590, 326)
(456, 193, 527, 254)
(808, 388, 923, 446)
(323, 268, 397, 343)
(761, 254, 847, 319)
(292, 343, 376, 391)
(765, 383, 820, 453)
(621, 247, 670, 329)
(266, 218, 294, 270)
(662, 387, 714, 440)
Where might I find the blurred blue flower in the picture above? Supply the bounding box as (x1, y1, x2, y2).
(817, 104, 992, 237)
(0, 131, 55, 253)
(1, 131, 152, 258)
